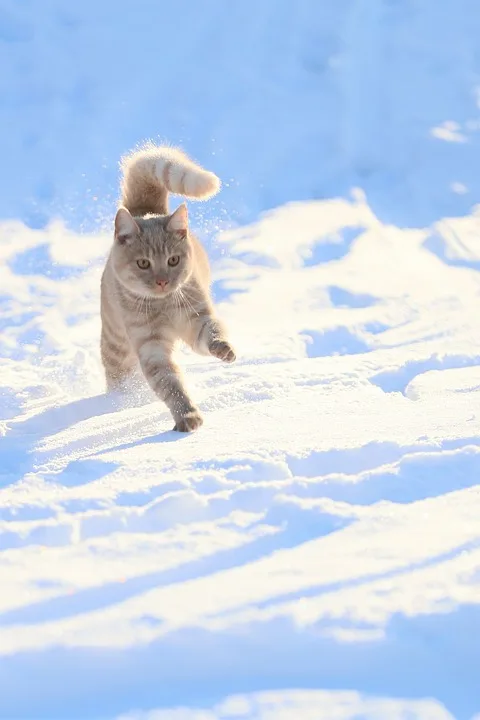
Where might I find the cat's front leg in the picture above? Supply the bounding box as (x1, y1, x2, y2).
(136, 337, 203, 432)
(208, 337, 236, 363)
(190, 316, 236, 363)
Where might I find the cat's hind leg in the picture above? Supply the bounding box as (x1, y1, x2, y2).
(101, 327, 136, 392)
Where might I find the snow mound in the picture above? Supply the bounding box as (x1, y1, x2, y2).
(1, 195, 480, 718)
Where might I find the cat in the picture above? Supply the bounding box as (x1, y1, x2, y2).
(100, 143, 236, 432)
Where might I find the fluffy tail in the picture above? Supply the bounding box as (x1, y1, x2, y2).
(120, 142, 221, 216)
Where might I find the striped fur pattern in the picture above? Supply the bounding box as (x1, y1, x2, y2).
(100, 143, 235, 432)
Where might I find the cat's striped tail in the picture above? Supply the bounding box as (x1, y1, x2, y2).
(120, 142, 221, 216)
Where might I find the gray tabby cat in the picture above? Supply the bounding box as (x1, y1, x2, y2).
(100, 143, 236, 432)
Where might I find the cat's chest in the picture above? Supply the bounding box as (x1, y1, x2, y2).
(144, 304, 189, 335)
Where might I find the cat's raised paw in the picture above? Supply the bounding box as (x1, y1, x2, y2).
(173, 410, 204, 433)
(209, 340, 236, 363)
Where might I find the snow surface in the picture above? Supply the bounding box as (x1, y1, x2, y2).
(2, 1, 480, 719)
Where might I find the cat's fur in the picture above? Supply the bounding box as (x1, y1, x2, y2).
(100, 143, 235, 432)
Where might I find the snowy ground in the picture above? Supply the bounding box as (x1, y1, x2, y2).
(2, 1, 480, 719)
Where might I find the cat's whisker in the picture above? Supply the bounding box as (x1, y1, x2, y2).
(172, 292, 179, 317)
(176, 289, 190, 318)
(174, 288, 185, 313)
(145, 295, 153, 323)
(176, 289, 189, 319)
(134, 295, 146, 321)
(178, 288, 199, 318)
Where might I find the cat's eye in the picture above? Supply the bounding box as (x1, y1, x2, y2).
(137, 259, 151, 269)
(168, 255, 180, 267)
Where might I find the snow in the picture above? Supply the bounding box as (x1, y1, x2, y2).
(2, 1, 480, 718)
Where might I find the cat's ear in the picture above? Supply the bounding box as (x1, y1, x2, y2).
(115, 207, 139, 244)
(166, 203, 188, 237)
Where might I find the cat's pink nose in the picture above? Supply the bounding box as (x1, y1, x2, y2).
(156, 279, 169, 290)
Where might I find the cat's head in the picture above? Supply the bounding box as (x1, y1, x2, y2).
(111, 204, 194, 298)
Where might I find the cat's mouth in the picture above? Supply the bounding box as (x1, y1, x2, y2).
(152, 286, 174, 297)
(146, 284, 181, 300)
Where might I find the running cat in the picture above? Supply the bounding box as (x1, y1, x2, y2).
(100, 143, 235, 432)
